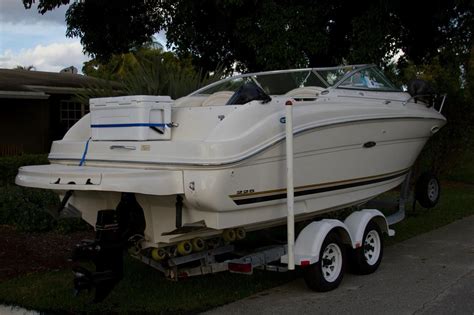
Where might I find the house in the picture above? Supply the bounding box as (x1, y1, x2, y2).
(0, 69, 117, 155)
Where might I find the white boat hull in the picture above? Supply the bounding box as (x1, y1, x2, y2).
(15, 66, 447, 246)
(18, 116, 435, 245)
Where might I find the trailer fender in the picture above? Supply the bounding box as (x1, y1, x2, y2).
(281, 219, 352, 265)
(344, 209, 394, 249)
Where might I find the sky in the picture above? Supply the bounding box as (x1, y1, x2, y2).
(0, 0, 89, 72)
(0, 0, 166, 74)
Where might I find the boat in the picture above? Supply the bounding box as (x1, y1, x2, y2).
(15, 64, 446, 300)
(16, 64, 446, 246)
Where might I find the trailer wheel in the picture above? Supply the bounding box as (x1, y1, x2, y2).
(415, 172, 440, 208)
(303, 231, 346, 292)
(351, 221, 383, 275)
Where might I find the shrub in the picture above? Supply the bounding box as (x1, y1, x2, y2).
(0, 154, 49, 186)
(0, 186, 92, 233)
(0, 186, 57, 232)
(55, 217, 91, 234)
(0, 154, 91, 233)
(401, 58, 474, 177)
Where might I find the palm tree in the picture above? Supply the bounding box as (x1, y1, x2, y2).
(77, 48, 225, 104)
(14, 65, 36, 71)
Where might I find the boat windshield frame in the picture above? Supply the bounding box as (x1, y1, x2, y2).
(188, 64, 399, 97)
(333, 65, 400, 92)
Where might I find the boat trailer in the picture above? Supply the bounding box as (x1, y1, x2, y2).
(68, 101, 439, 302)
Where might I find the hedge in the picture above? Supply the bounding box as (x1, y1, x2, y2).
(0, 154, 49, 186)
(0, 154, 89, 232)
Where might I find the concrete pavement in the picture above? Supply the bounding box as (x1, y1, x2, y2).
(204, 215, 474, 315)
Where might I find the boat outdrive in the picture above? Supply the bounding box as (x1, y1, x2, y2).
(72, 193, 145, 302)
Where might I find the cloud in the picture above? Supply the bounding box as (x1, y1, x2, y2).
(0, 0, 68, 25)
(0, 41, 89, 73)
(0, 22, 71, 53)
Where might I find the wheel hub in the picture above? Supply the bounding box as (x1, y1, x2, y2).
(364, 230, 381, 266)
(428, 179, 439, 202)
(321, 243, 342, 282)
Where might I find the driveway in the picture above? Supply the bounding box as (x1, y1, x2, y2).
(204, 215, 474, 315)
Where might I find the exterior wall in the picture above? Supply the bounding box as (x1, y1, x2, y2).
(0, 69, 104, 155)
(0, 95, 87, 155)
(0, 98, 51, 154)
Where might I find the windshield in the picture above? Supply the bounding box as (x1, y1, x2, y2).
(189, 64, 398, 98)
(191, 69, 328, 97)
(317, 66, 359, 86)
(338, 67, 400, 91)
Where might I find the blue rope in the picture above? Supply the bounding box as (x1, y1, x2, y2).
(79, 137, 91, 166)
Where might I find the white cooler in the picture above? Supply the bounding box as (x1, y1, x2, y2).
(90, 95, 173, 141)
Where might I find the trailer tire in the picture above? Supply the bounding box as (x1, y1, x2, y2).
(303, 231, 346, 292)
(415, 172, 440, 208)
(350, 221, 383, 275)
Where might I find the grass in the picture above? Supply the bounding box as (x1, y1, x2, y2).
(387, 183, 474, 245)
(1, 155, 473, 314)
(443, 149, 474, 184)
(0, 259, 295, 314)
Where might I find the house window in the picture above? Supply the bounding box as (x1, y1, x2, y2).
(60, 100, 89, 130)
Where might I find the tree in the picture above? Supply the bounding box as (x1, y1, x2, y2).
(23, 0, 473, 72)
(68, 0, 164, 62)
(22, 0, 68, 14)
(79, 47, 224, 101)
(23, 0, 163, 62)
(14, 65, 36, 71)
(162, 0, 356, 71)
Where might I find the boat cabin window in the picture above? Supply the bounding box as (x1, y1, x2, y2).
(338, 67, 399, 91)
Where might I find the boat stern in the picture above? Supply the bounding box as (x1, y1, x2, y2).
(15, 164, 184, 196)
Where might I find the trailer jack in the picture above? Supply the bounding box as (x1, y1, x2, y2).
(71, 193, 145, 302)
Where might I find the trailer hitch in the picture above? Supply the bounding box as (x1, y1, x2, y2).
(71, 193, 146, 302)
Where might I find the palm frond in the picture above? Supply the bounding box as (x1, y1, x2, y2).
(76, 50, 226, 104)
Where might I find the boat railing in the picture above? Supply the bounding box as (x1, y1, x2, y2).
(402, 93, 447, 113)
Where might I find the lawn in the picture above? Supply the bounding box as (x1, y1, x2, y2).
(1, 158, 473, 314)
(0, 260, 296, 314)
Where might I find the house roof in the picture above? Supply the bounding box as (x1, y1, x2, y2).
(0, 69, 118, 99)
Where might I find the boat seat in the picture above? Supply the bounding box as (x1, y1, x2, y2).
(174, 95, 207, 107)
(285, 86, 326, 99)
(201, 91, 234, 106)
